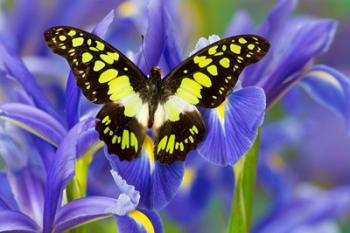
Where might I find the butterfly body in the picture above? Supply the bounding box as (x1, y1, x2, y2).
(146, 67, 163, 128)
(44, 26, 269, 164)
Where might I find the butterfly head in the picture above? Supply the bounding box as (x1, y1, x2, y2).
(150, 66, 162, 79)
(149, 66, 162, 91)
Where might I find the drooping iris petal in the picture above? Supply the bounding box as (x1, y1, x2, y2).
(65, 10, 116, 128)
(260, 119, 301, 153)
(136, 0, 166, 73)
(258, 160, 293, 209)
(116, 209, 163, 233)
(254, 186, 350, 233)
(53, 170, 145, 233)
(242, 0, 297, 86)
(0, 44, 59, 120)
(53, 195, 138, 233)
(299, 65, 350, 129)
(0, 103, 67, 146)
(0, 210, 39, 233)
(150, 161, 184, 209)
(263, 19, 337, 106)
(165, 160, 214, 225)
(199, 87, 266, 165)
(107, 136, 184, 210)
(43, 118, 95, 233)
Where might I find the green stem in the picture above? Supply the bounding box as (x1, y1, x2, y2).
(227, 129, 261, 233)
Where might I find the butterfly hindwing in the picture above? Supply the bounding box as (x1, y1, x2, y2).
(153, 96, 205, 163)
(44, 26, 147, 104)
(161, 35, 270, 108)
(96, 102, 148, 161)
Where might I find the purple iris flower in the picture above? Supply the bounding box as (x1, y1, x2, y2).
(162, 0, 350, 228)
(0, 0, 123, 54)
(163, 153, 234, 228)
(237, 0, 350, 127)
(0, 117, 165, 232)
(0, 2, 169, 231)
(200, 0, 349, 165)
(280, 85, 350, 185)
(253, 184, 350, 233)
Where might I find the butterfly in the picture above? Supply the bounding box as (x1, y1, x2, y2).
(44, 26, 269, 164)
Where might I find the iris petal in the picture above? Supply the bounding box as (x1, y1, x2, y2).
(299, 65, 350, 129)
(117, 209, 163, 233)
(225, 10, 254, 36)
(254, 186, 350, 233)
(0, 44, 59, 120)
(53, 195, 138, 233)
(242, 0, 297, 86)
(199, 87, 266, 165)
(263, 19, 337, 106)
(43, 118, 95, 233)
(0, 103, 67, 147)
(106, 138, 184, 210)
(0, 210, 39, 233)
(136, 0, 166, 73)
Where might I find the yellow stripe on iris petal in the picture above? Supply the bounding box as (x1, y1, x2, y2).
(144, 136, 155, 172)
(307, 70, 342, 90)
(180, 168, 196, 190)
(217, 101, 226, 122)
(0, 117, 58, 147)
(128, 210, 155, 233)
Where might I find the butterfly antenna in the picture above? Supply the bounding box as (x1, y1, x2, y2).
(141, 35, 151, 72)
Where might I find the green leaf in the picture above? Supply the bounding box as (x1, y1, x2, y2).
(227, 129, 261, 233)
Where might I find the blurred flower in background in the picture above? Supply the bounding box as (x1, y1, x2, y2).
(0, 0, 350, 232)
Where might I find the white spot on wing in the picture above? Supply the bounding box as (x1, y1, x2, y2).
(153, 104, 165, 129)
(169, 96, 197, 113)
(152, 96, 198, 129)
(119, 93, 149, 127)
(136, 103, 149, 127)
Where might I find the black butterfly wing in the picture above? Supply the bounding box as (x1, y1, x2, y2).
(153, 35, 269, 163)
(44, 26, 147, 103)
(152, 96, 206, 164)
(96, 102, 147, 161)
(44, 26, 149, 161)
(161, 35, 270, 108)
